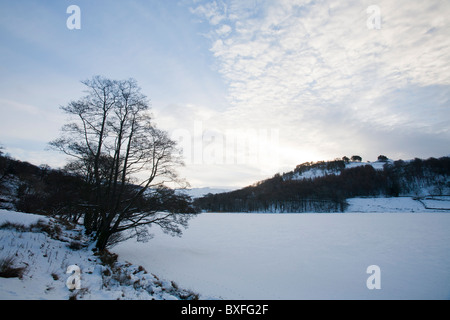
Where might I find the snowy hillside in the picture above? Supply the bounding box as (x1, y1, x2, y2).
(178, 187, 232, 199)
(0, 176, 19, 211)
(0, 210, 201, 300)
(284, 160, 390, 181)
(196, 157, 450, 213)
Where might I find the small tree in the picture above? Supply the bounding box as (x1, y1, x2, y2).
(351, 155, 362, 162)
(50, 76, 194, 250)
(377, 155, 388, 162)
(0, 145, 12, 183)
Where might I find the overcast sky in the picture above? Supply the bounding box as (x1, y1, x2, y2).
(0, 0, 449, 189)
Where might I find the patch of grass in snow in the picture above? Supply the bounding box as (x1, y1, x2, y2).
(0, 221, 28, 232)
(67, 240, 84, 251)
(96, 250, 119, 268)
(0, 255, 26, 279)
(0, 219, 62, 239)
(0, 218, 83, 245)
(68, 288, 90, 300)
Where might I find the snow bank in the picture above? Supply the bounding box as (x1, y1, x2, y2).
(0, 210, 200, 300)
(115, 212, 450, 300)
(347, 197, 428, 213)
(346, 197, 450, 213)
(0, 209, 49, 226)
(420, 196, 450, 210)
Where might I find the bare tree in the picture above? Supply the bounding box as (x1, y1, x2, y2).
(0, 145, 7, 182)
(50, 76, 194, 250)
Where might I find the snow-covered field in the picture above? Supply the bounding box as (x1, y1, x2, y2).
(2, 196, 450, 300)
(420, 196, 450, 210)
(346, 197, 449, 213)
(115, 202, 450, 300)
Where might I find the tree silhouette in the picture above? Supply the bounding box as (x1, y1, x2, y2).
(50, 76, 194, 250)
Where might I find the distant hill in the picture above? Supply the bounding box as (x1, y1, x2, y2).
(194, 156, 450, 213)
(178, 187, 233, 199)
(282, 159, 390, 181)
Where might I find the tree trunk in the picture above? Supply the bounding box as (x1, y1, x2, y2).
(95, 229, 111, 251)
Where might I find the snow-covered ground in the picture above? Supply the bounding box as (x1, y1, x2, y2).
(420, 196, 450, 210)
(115, 207, 450, 300)
(0, 210, 200, 300)
(2, 196, 450, 300)
(346, 197, 448, 213)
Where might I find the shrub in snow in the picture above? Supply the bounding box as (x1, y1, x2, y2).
(0, 255, 26, 279)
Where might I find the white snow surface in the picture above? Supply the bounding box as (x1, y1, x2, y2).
(420, 197, 450, 210)
(0, 210, 48, 226)
(115, 209, 450, 300)
(347, 197, 434, 213)
(0, 210, 200, 300)
(2, 199, 450, 300)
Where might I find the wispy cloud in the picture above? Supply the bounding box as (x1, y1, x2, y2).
(0, 1, 448, 188)
(190, 0, 450, 169)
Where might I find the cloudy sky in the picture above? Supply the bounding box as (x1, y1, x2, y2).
(0, 0, 449, 189)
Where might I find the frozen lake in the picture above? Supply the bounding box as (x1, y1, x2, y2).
(114, 211, 450, 300)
